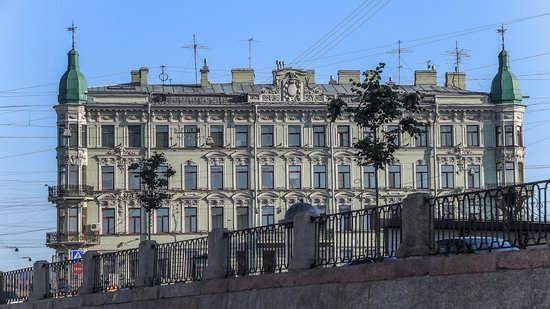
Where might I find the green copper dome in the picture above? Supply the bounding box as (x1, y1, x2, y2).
(58, 49, 87, 104)
(490, 49, 522, 104)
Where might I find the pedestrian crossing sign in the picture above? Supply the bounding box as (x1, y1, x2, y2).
(71, 250, 85, 260)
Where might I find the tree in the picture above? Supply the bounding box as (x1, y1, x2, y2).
(328, 63, 423, 207)
(129, 152, 176, 240)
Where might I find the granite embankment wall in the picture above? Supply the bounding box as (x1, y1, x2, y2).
(5, 248, 550, 309)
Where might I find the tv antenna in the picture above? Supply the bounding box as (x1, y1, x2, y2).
(66, 21, 77, 49)
(497, 23, 507, 50)
(182, 34, 209, 85)
(158, 65, 169, 85)
(445, 41, 470, 72)
(387, 40, 412, 84)
(240, 38, 260, 69)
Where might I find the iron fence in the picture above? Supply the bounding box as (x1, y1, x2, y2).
(226, 222, 293, 276)
(46, 259, 83, 298)
(93, 248, 139, 292)
(429, 180, 550, 254)
(154, 237, 208, 284)
(312, 203, 402, 267)
(0, 267, 33, 304)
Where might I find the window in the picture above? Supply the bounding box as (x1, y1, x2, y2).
(101, 125, 115, 148)
(102, 208, 115, 235)
(337, 126, 350, 147)
(261, 165, 274, 189)
(184, 165, 198, 190)
(68, 208, 78, 232)
(128, 125, 142, 148)
(364, 127, 376, 141)
(496, 126, 502, 147)
(157, 165, 168, 190)
(184, 125, 197, 148)
(69, 124, 78, 147)
(262, 206, 275, 226)
(184, 208, 197, 233)
(339, 205, 352, 231)
(467, 125, 480, 146)
(211, 207, 224, 229)
(81, 125, 87, 147)
(69, 165, 78, 186)
(313, 126, 325, 147)
(415, 126, 427, 147)
(363, 165, 375, 189)
(101, 166, 114, 190)
(59, 166, 66, 187)
(338, 165, 351, 189)
(156, 208, 169, 233)
(288, 165, 302, 189)
(516, 126, 523, 146)
(440, 125, 453, 147)
(210, 125, 224, 147)
(236, 165, 249, 189)
(261, 125, 274, 147)
(236, 207, 249, 229)
(129, 167, 142, 190)
(416, 165, 429, 189)
(156, 125, 169, 148)
(235, 125, 249, 147)
(313, 165, 327, 189)
(505, 125, 514, 146)
(441, 165, 454, 188)
(288, 125, 301, 147)
(387, 125, 400, 146)
(505, 162, 515, 184)
(129, 208, 142, 234)
(388, 165, 401, 189)
(211, 166, 223, 189)
(58, 209, 66, 233)
(468, 165, 481, 189)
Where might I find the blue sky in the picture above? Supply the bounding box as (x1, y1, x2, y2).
(1, 0, 550, 269)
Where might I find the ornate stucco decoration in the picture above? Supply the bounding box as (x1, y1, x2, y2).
(181, 199, 199, 207)
(98, 145, 140, 171)
(258, 156, 276, 165)
(208, 157, 225, 166)
(208, 199, 225, 207)
(233, 156, 249, 166)
(251, 69, 324, 103)
(336, 156, 353, 165)
(439, 143, 472, 172)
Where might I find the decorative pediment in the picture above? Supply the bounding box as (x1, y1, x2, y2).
(250, 69, 325, 103)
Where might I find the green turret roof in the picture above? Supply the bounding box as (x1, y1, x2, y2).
(58, 49, 87, 104)
(490, 49, 522, 104)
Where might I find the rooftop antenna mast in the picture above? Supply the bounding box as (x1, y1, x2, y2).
(66, 21, 77, 49)
(497, 23, 507, 50)
(182, 34, 209, 85)
(445, 40, 470, 72)
(387, 40, 412, 84)
(240, 38, 260, 69)
(159, 65, 169, 85)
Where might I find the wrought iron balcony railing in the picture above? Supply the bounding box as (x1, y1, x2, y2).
(48, 185, 94, 198)
(46, 232, 99, 246)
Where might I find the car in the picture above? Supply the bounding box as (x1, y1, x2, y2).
(436, 237, 519, 254)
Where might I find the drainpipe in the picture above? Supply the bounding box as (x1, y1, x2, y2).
(147, 102, 151, 158)
(329, 122, 336, 213)
(432, 101, 438, 197)
(253, 104, 259, 226)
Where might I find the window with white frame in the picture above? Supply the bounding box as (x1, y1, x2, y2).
(338, 165, 351, 189)
(313, 165, 327, 189)
(441, 164, 454, 188)
(440, 125, 453, 147)
(184, 207, 197, 233)
(388, 165, 401, 189)
(236, 207, 249, 229)
(236, 165, 249, 189)
(261, 165, 274, 189)
(288, 165, 302, 189)
(363, 165, 375, 189)
(261, 125, 274, 147)
(468, 165, 481, 189)
(416, 165, 429, 189)
(337, 126, 350, 147)
(211, 207, 224, 229)
(288, 125, 301, 147)
(467, 125, 480, 146)
(156, 208, 169, 233)
(262, 206, 275, 225)
(184, 165, 198, 190)
(210, 166, 223, 190)
(101, 166, 115, 190)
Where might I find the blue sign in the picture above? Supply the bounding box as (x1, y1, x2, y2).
(71, 250, 85, 260)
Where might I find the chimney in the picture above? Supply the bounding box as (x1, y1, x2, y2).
(338, 70, 360, 85)
(306, 70, 315, 85)
(414, 70, 437, 86)
(445, 72, 466, 90)
(231, 68, 255, 84)
(138, 67, 148, 87)
(131, 70, 140, 84)
(200, 58, 209, 87)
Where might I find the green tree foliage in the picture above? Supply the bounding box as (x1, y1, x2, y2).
(328, 63, 424, 169)
(128, 152, 176, 213)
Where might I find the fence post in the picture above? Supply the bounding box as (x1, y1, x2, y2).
(204, 228, 229, 279)
(136, 240, 157, 287)
(29, 260, 48, 301)
(289, 212, 316, 271)
(79, 251, 99, 294)
(396, 192, 431, 258)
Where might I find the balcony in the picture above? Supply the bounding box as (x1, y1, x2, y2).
(46, 232, 99, 247)
(48, 185, 94, 200)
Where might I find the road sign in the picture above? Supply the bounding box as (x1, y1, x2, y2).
(71, 250, 85, 260)
(72, 263, 83, 275)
